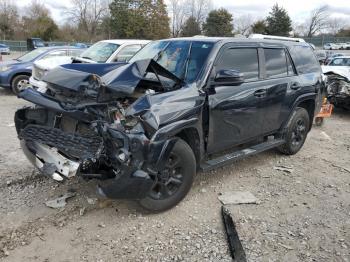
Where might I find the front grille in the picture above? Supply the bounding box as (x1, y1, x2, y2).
(20, 125, 103, 160)
(32, 65, 46, 80)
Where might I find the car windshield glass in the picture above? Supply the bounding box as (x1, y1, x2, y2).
(16, 48, 48, 62)
(34, 39, 45, 47)
(80, 42, 120, 62)
(129, 40, 214, 82)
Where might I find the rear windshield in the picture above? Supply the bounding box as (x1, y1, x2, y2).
(288, 45, 320, 74)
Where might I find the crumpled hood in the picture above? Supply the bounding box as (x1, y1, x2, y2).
(41, 59, 182, 97)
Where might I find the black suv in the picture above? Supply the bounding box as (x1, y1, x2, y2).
(15, 37, 324, 212)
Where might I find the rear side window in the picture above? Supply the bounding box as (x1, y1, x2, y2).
(217, 48, 259, 81)
(288, 45, 320, 74)
(264, 48, 288, 78)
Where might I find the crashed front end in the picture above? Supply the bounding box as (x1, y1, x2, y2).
(14, 59, 197, 200)
(323, 67, 350, 110)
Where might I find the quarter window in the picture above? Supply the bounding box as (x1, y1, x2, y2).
(288, 45, 320, 74)
(217, 48, 259, 81)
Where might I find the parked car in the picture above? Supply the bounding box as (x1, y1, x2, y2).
(324, 53, 345, 65)
(30, 39, 150, 91)
(74, 43, 88, 48)
(326, 56, 350, 67)
(340, 42, 350, 50)
(29, 48, 86, 91)
(322, 57, 350, 110)
(15, 37, 324, 212)
(27, 38, 45, 51)
(73, 39, 150, 63)
(0, 44, 10, 55)
(0, 46, 84, 94)
(324, 43, 341, 50)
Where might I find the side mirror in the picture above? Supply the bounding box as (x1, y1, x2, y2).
(213, 69, 244, 86)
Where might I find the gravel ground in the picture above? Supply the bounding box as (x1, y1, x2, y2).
(0, 54, 349, 261)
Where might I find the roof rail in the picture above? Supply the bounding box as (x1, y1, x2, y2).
(248, 34, 306, 43)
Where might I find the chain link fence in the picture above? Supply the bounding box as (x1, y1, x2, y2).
(302, 37, 350, 47)
(0, 40, 86, 54)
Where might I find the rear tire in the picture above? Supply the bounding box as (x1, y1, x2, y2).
(12, 75, 30, 94)
(278, 107, 310, 155)
(139, 139, 195, 212)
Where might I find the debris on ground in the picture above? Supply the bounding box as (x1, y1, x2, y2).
(218, 191, 258, 205)
(320, 131, 332, 141)
(45, 192, 76, 209)
(273, 165, 294, 174)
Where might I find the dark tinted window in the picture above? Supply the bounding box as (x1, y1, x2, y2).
(218, 48, 259, 81)
(264, 48, 288, 78)
(289, 45, 320, 74)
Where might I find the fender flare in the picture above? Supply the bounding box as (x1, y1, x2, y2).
(281, 93, 316, 131)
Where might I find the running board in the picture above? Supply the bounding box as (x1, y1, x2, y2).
(200, 139, 285, 172)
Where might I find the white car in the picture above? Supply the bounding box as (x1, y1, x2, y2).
(340, 42, 350, 50)
(0, 44, 10, 55)
(324, 43, 341, 50)
(73, 39, 150, 63)
(30, 39, 150, 91)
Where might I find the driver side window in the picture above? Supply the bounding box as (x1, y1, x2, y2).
(113, 45, 142, 62)
(217, 48, 259, 82)
(43, 50, 67, 59)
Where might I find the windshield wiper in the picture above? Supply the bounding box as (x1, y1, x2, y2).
(81, 56, 93, 60)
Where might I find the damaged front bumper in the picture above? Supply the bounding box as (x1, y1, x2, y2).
(15, 110, 181, 200)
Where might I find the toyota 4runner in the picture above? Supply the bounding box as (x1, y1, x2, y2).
(14, 37, 324, 212)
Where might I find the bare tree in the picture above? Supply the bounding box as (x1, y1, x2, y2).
(169, 0, 212, 37)
(235, 14, 254, 36)
(169, 0, 187, 37)
(306, 5, 329, 37)
(67, 0, 109, 41)
(328, 18, 348, 36)
(27, 0, 50, 19)
(0, 0, 18, 39)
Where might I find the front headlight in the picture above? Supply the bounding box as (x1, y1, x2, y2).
(0, 66, 12, 72)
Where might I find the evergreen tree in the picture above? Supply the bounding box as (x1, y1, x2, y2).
(266, 4, 292, 36)
(203, 8, 233, 37)
(109, 0, 170, 39)
(251, 20, 268, 34)
(181, 16, 201, 37)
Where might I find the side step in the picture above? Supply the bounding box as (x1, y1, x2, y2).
(200, 139, 285, 172)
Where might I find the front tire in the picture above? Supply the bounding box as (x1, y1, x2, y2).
(278, 107, 310, 155)
(12, 75, 30, 94)
(139, 139, 196, 212)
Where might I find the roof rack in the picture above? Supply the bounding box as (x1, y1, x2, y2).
(248, 34, 306, 43)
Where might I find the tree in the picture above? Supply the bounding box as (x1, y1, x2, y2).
(235, 14, 254, 36)
(109, 0, 170, 40)
(203, 8, 233, 37)
(21, 1, 59, 40)
(0, 0, 18, 40)
(181, 16, 201, 36)
(168, 0, 211, 37)
(251, 20, 268, 34)
(305, 5, 329, 37)
(266, 4, 292, 36)
(67, 0, 109, 41)
(328, 18, 347, 36)
(336, 28, 350, 37)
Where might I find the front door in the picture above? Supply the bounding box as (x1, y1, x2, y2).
(207, 46, 264, 154)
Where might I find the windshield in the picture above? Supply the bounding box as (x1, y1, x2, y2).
(130, 40, 214, 82)
(16, 48, 48, 62)
(34, 39, 45, 47)
(80, 42, 120, 63)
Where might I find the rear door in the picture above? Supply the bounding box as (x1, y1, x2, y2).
(207, 45, 265, 153)
(258, 47, 297, 134)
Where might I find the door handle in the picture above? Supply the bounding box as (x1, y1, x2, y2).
(290, 82, 301, 90)
(254, 89, 267, 97)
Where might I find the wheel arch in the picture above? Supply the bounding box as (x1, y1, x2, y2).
(10, 71, 32, 86)
(176, 127, 202, 169)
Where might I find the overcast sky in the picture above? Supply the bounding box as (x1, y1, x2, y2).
(18, 0, 350, 26)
